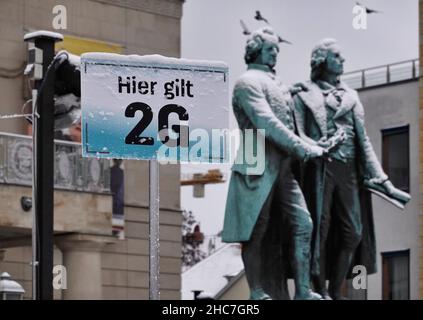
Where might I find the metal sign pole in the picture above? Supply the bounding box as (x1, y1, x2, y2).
(149, 158, 160, 300)
(31, 90, 38, 300)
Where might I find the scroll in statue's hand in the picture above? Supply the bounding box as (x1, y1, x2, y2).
(365, 178, 411, 207)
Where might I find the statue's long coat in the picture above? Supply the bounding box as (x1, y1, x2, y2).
(222, 65, 311, 243)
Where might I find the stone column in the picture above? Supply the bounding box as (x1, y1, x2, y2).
(56, 234, 115, 300)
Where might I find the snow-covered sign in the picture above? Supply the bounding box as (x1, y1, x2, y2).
(81, 53, 229, 162)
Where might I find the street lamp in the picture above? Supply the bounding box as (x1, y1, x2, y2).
(0, 272, 25, 300)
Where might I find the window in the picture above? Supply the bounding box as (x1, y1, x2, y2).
(382, 250, 410, 300)
(382, 126, 410, 192)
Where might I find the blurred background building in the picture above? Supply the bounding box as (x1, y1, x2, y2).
(341, 58, 419, 300)
(0, 0, 184, 299)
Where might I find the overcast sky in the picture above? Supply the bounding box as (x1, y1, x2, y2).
(180, 0, 418, 237)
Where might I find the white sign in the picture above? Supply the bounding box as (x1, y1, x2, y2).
(81, 53, 229, 163)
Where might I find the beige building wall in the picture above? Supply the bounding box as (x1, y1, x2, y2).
(0, 0, 183, 299)
(218, 274, 249, 300)
(0, 247, 64, 299)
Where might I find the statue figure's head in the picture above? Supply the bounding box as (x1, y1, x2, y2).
(244, 27, 280, 69)
(310, 38, 345, 81)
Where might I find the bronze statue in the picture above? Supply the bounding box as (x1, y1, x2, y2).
(222, 27, 324, 300)
(293, 38, 411, 300)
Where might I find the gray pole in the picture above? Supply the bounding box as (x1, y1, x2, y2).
(149, 159, 160, 300)
(31, 90, 38, 300)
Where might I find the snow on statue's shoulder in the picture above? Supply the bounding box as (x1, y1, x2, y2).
(81, 52, 228, 70)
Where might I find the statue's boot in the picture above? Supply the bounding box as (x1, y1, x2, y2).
(250, 288, 272, 300)
(312, 275, 332, 300)
(242, 241, 272, 300)
(291, 215, 321, 300)
(321, 294, 333, 300)
(294, 289, 322, 300)
(293, 247, 321, 300)
(328, 249, 353, 300)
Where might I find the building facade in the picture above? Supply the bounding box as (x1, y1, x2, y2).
(0, 0, 184, 299)
(343, 59, 420, 299)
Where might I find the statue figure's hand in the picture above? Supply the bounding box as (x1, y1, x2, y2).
(369, 177, 404, 197)
(307, 145, 325, 159)
(368, 176, 387, 186)
(317, 137, 331, 148)
(289, 82, 309, 95)
(328, 129, 347, 150)
(382, 180, 396, 195)
(366, 178, 411, 205)
(380, 179, 411, 203)
(317, 129, 346, 153)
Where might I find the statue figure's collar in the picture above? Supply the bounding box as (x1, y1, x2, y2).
(248, 63, 276, 74)
(297, 82, 327, 136)
(297, 79, 356, 136)
(316, 80, 347, 95)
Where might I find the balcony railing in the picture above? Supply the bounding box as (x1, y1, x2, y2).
(341, 59, 419, 90)
(0, 132, 110, 193)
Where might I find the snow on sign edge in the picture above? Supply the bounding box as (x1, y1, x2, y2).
(24, 30, 64, 41)
(81, 52, 229, 71)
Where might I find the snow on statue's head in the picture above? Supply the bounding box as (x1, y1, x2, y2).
(310, 38, 339, 82)
(244, 27, 279, 65)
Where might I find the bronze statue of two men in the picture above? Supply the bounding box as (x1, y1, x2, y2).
(222, 27, 410, 300)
